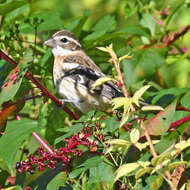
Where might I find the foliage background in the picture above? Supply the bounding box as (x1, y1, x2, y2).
(0, 0, 190, 189)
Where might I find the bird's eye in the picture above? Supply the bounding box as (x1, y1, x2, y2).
(61, 38, 68, 43)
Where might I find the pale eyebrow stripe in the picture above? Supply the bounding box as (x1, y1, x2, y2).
(55, 36, 81, 47)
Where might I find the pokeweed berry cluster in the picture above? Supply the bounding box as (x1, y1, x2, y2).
(16, 125, 98, 174)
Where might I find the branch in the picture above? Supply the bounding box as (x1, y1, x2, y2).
(140, 121, 157, 157)
(0, 50, 79, 120)
(169, 115, 190, 131)
(162, 25, 190, 46)
(32, 132, 54, 154)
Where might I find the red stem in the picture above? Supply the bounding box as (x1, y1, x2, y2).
(0, 50, 79, 120)
(32, 132, 54, 154)
(169, 115, 190, 130)
(176, 107, 190, 112)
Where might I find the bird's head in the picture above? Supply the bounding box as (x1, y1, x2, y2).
(44, 30, 82, 56)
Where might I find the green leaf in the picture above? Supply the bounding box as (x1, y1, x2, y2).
(104, 117, 120, 133)
(145, 101, 176, 136)
(105, 139, 131, 146)
(164, 0, 185, 28)
(122, 59, 138, 87)
(92, 77, 115, 90)
(135, 167, 153, 179)
(132, 85, 150, 106)
(122, 49, 165, 87)
(174, 138, 190, 152)
(124, 1, 138, 18)
(46, 172, 66, 190)
(130, 128, 140, 143)
(117, 26, 150, 37)
(140, 13, 156, 36)
(78, 110, 95, 122)
(55, 123, 83, 144)
(84, 30, 106, 41)
(69, 167, 87, 178)
(93, 15, 116, 32)
(79, 156, 102, 168)
(138, 49, 165, 77)
(88, 162, 114, 189)
(45, 103, 67, 145)
(84, 15, 116, 41)
(112, 97, 132, 115)
(0, 0, 28, 15)
(151, 175, 163, 190)
(181, 92, 190, 109)
(141, 105, 164, 111)
(120, 112, 130, 127)
(155, 136, 175, 154)
(151, 152, 172, 167)
(115, 163, 139, 181)
(165, 161, 186, 171)
(67, 10, 91, 36)
(4, 4, 30, 23)
(0, 118, 38, 174)
(136, 140, 159, 151)
(0, 50, 32, 105)
(20, 11, 64, 32)
(152, 88, 190, 104)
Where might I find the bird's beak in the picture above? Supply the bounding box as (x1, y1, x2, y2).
(44, 38, 56, 48)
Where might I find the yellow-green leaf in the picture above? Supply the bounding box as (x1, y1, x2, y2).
(115, 163, 139, 181)
(119, 54, 132, 62)
(97, 46, 109, 53)
(179, 183, 187, 190)
(112, 97, 132, 115)
(91, 77, 116, 90)
(138, 161, 150, 168)
(132, 85, 151, 106)
(175, 138, 190, 150)
(135, 140, 160, 151)
(105, 139, 131, 146)
(2, 186, 19, 190)
(165, 161, 186, 171)
(130, 128, 140, 143)
(151, 152, 172, 167)
(120, 112, 130, 127)
(152, 159, 170, 173)
(141, 105, 164, 111)
(135, 167, 153, 179)
(151, 175, 163, 190)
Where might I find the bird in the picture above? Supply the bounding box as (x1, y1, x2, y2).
(44, 30, 123, 113)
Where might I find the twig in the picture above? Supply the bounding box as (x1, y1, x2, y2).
(23, 94, 43, 101)
(141, 25, 190, 50)
(0, 50, 79, 120)
(32, 132, 54, 154)
(140, 121, 157, 157)
(176, 107, 190, 112)
(162, 25, 190, 46)
(104, 44, 135, 112)
(169, 115, 190, 131)
(140, 121, 176, 189)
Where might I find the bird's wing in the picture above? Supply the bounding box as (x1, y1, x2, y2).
(62, 54, 123, 99)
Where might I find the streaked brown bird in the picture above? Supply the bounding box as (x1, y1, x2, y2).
(44, 30, 123, 113)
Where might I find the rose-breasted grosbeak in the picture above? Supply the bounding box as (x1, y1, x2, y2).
(44, 30, 123, 113)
